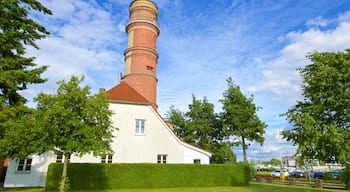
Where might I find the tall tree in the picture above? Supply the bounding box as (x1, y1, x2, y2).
(220, 77, 267, 163)
(166, 95, 236, 163)
(34, 76, 115, 192)
(282, 50, 350, 165)
(0, 0, 51, 105)
(167, 95, 218, 146)
(0, 0, 52, 156)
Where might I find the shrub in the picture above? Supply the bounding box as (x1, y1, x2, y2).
(258, 168, 274, 172)
(46, 163, 250, 190)
(324, 172, 334, 180)
(342, 167, 350, 189)
(237, 163, 256, 179)
(249, 164, 257, 179)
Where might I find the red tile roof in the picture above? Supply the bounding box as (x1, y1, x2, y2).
(106, 82, 150, 104)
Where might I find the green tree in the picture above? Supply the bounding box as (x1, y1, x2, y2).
(282, 50, 350, 165)
(0, 0, 52, 156)
(34, 76, 115, 192)
(166, 106, 188, 140)
(0, 104, 46, 158)
(0, 0, 51, 105)
(166, 95, 236, 163)
(210, 142, 237, 164)
(220, 77, 267, 163)
(270, 158, 281, 166)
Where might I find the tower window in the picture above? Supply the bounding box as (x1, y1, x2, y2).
(146, 66, 153, 71)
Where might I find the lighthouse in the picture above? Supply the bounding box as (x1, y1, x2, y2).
(122, 0, 160, 109)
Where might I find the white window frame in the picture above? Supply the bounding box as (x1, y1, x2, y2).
(157, 154, 167, 164)
(101, 154, 113, 163)
(16, 158, 32, 173)
(56, 152, 70, 163)
(135, 119, 146, 135)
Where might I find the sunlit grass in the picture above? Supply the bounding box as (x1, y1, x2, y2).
(1, 183, 341, 192)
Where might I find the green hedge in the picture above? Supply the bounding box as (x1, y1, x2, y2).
(46, 163, 250, 190)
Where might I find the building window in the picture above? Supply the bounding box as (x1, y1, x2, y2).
(146, 66, 153, 71)
(56, 152, 70, 163)
(17, 159, 32, 171)
(157, 154, 167, 164)
(194, 159, 201, 164)
(101, 154, 113, 163)
(135, 119, 145, 134)
(56, 153, 63, 163)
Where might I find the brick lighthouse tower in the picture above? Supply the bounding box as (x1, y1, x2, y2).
(122, 0, 160, 109)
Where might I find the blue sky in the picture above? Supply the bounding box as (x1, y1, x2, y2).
(23, 0, 350, 162)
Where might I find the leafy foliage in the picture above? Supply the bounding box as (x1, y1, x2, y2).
(0, 0, 52, 157)
(35, 76, 115, 156)
(269, 158, 281, 166)
(220, 77, 267, 163)
(34, 76, 116, 192)
(282, 50, 350, 164)
(0, 0, 51, 106)
(0, 105, 46, 158)
(342, 167, 350, 188)
(166, 95, 236, 164)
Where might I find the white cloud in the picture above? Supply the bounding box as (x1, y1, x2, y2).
(41, 0, 76, 20)
(24, 0, 125, 99)
(234, 128, 297, 162)
(338, 11, 350, 22)
(306, 16, 329, 27)
(247, 14, 350, 105)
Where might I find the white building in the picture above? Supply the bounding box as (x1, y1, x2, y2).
(4, 83, 211, 187)
(3, 0, 211, 187)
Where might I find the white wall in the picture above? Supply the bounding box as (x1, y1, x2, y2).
(109, 103, 211, 164)
(183, 146, 211, 164)
(4, 152, 53, 187)
(109, 103, 184, 163)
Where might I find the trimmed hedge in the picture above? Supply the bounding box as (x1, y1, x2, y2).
(46, 163, 250, 190)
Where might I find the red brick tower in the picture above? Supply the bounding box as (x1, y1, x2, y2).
(122, 0, 160, 109)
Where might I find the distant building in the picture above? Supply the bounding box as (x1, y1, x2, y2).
(282, 155, 297, 170)
(3, 0, 211, 187)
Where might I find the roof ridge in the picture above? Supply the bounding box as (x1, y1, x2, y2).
(106, 81, 150, 104)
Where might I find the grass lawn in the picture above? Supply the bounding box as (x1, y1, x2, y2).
(1, 183, 343, 192)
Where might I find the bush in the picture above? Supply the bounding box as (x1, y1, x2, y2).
(237, 163, 256, 179)
(46, 163, 250, 190)
(258, 168, 274, 172)
(248, 164, 256, 179)
(324, 172, 334, 180)
(342, 168, 350, 189)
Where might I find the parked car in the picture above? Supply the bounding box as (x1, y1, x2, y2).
(313, 172, 324, 179)
(291, 170, 306, 178)
(270, 170, 289, 177)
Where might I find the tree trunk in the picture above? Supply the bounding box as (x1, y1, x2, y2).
(242, 136, 247, 163)
(60, 153, 69, 192)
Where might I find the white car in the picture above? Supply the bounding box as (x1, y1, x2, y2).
(270, 170, 289, 177)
